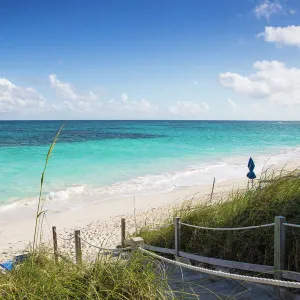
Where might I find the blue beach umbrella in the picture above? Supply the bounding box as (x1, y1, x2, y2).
(247, 157, 256, 180)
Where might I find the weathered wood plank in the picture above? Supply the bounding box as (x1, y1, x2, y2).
(144, 244, 176, 255)
(143, 245, 274, 274)
(282, 271, 300, 282)
(178, 251, 274, 274)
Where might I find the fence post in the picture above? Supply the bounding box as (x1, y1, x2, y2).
(52, 226, 58, 263)
(209, 177, 216, 203)
(274, 216, 286, 296)
(75, 230, 82, 264)
(175, 217, 181, 257)
(121, 218, 126, 247)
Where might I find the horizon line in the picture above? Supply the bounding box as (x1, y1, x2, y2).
(0, 119, 299, 122)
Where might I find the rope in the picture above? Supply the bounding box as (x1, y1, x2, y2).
(283, 223, 300, 228)
(148, 224, 173, 231)
(180, 222, 275, 231)
(78, 235, 131, 252)
(138, 247, 300, 289)
(53, 228, 75, 241)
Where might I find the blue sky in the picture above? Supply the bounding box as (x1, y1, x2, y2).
(1, 0, 300, 120)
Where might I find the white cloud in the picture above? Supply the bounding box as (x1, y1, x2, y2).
(219, 60, 300, 106)
(254, 0, 283, 20)
(227, 98, 236, 111)
(109, 93, 157, 113)
(120, 92, 128, 102)
(0, 76, 157, 118)
(0, 78, 45, 113)
(258, 26, 300, 47)
(49, 74, 98, 102)
(169, 101, 209, 116)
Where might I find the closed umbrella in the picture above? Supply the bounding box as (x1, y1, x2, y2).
(247, 157, 256, 187)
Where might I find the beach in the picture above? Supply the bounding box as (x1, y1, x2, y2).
(1, 157, 299, 262)
(1, 120, 300, 262)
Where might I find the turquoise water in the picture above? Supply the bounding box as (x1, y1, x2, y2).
(1, 120, 300, 210)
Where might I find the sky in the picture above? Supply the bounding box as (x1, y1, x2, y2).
(1, 0, 300, 120)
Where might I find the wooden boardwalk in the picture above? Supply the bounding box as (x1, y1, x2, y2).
(163, 258, 279, 300)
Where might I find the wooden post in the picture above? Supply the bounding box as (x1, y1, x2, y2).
(129, 237, 144, 251)
(209, 177, 216, 203)
(175, 217, 181, 257)
(52, 226, 58, 263)
(121, 218, 126, 247)
(74, 230, 82, 264)
(274, 216, 286, 297)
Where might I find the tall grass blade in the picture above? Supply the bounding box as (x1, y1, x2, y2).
(32, 122, 66, 252)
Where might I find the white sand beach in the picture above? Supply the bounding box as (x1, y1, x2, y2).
(0, 159, 299, 262)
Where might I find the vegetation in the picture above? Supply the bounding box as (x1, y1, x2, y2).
(0, 250, 170, 299)
(139, 171, 300, 272)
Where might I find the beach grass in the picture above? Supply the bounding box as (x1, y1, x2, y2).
(0, 249, 170, 299)
(138, 170, 300, 272)
(33, 122, 66, 251)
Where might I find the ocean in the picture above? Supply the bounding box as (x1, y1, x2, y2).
(1, 120, 300, 215)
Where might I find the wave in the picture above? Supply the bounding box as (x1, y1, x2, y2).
(47, 185, 85, 201)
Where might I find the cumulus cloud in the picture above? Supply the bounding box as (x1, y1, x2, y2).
(258, 26, 300, 47)
(0, 78, 45, 113)
(108, 93, 157, 113)
(219, 60, 300, 106)
(169, 101, 209, 116)
(48, 74, 102, 113)
(49, 74, 98, 102)
(254, 0, 283, 20)
(0, 76, 158, 118)
(227, 98, 236, 111)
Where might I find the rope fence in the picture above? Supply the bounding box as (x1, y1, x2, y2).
(138, 247, 300, 289)
(51, 218, 167, 262)
(49, 215, 300, 296)
(79, 234, 131, 252)
(283, 223, 300, 229)
(180, 222, 275, 231)
(53, 229, 75, 241)
(147, 223, 173, 231)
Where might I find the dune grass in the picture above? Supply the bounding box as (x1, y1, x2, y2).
(139, 171, 300, 272)
(0, 250, 170, 299)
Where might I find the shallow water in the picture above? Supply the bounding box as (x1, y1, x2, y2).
(1, 120, 300, 212)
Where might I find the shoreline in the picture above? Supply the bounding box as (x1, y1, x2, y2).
(1, 158, 300, 262)
(1, 144, 300, 215)
(0, 177, 245, 262)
